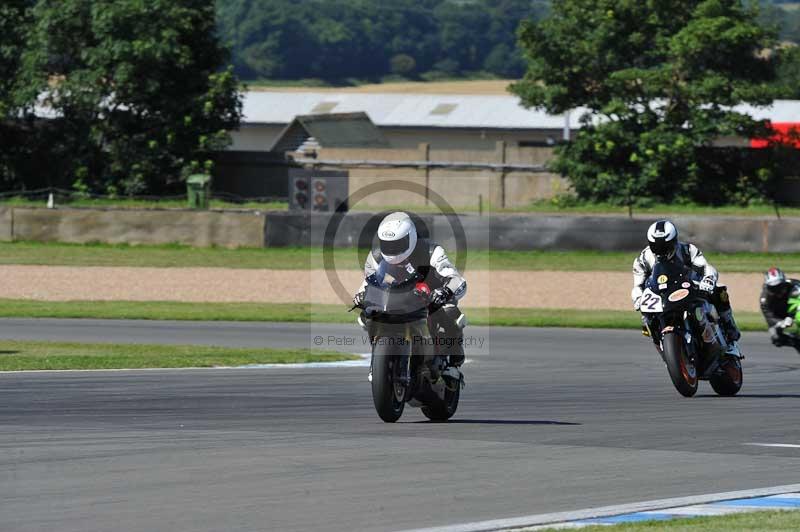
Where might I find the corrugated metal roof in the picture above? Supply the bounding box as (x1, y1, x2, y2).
(241, 91, 800, 130)
(241, 91, 584, 130)
(735, 100, 800, 122)
(270, 112, 388, 151)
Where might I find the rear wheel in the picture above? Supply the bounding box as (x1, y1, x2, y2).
(710, 357, 742, 397)
(662, 332, 698, 397)
(421, 377, 460, 422)
(371, 340, 406, 423)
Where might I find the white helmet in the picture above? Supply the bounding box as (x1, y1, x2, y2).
(377, 212, 417, 264)
(647, 220, 678, 261)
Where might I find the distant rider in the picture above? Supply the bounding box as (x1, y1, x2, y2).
(353, 212, 467, 366)
(760, 267, 800, 348)
(631, 220, 742, 356)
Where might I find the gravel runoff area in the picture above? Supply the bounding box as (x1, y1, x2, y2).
(0, 265, 769, 312)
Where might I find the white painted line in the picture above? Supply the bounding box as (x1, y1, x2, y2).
(637, 505, 754, 517)
(744, 443, 800, 449)
(0, 354, 370, 374)
(400, 484, 800, 532)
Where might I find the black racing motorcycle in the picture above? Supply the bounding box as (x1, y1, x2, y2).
(640, 260, 743, 397)
(357, 260, 464, 423)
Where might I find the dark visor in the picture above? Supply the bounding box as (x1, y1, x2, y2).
(380, 235, 409, 256)
(650, 239, 676, 258)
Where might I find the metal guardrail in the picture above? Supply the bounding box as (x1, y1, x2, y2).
(0, 188, 284, 204)
(291, 157, 549, 173)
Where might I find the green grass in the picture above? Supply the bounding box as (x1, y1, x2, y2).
(0, 340, 357, 371)
(0, 299, 768, 331)
(538, 510, 800, 531)
(515, 199, 799, 217)
(0, 241, 795, 273)
(352, 200, 800, 217)
(0, 196, 287, 211)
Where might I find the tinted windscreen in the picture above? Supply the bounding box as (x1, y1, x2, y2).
(380, 235, 409, 256)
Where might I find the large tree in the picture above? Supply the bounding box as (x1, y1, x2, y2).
(511, 0, 780, 207)
(18, 0, 241, 194)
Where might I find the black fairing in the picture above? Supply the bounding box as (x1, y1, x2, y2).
(363, 260, 428, 323)
(647, 259, 705, 314)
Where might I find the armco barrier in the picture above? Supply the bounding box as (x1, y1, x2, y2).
(0, 206, 797, 252)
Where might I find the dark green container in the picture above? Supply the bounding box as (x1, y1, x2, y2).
(186, 174, 211, 209)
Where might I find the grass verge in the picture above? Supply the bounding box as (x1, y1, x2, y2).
(539, 510, 800, 531)
(0, 300, 768, 331)
(0, 340, 357, 371)
(0, 241, 796, 273)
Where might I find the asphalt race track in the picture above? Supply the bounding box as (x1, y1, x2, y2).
(3, 319, 800, 532)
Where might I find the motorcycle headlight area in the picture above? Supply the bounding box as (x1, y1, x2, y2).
(668, 289, 690, 302)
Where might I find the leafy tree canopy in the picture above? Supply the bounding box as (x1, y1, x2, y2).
(511, 0, 781, 207)
(8, 0, 242, 194)
(215, 0, 549, 82)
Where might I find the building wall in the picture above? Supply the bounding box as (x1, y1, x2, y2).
(317, 142, 566, 209)
(381, 127, 565, 150)
(227, 122, 569, 204)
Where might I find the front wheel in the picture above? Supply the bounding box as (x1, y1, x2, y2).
(710, 357, 742, 397)
(371, 341, 406, 423)
(662, 332, 698, 397)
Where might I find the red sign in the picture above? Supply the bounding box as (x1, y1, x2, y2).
(750, 122, 800, 148)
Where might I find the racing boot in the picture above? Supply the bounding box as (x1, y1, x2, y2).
(725, 340, 743, 358)
(719, 309, 741, 343)
(448, 337, 465, 367)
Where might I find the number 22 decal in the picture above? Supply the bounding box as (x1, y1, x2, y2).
(641, 293, 659, 311)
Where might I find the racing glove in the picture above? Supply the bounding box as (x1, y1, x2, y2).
(778, 316, 794, 330)
(633, 296, 642, 312)
(699, 276, 716, 294)
(431, 287, 453, 306)
(353, 290, 365, 308)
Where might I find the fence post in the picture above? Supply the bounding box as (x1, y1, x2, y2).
(497, 141, 507, 209)
(420, 143, 431, 206)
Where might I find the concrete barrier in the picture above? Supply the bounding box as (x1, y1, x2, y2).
(0, 206, 797, 252)
(265, 211, 800, 253)
(4, 207, 266, 248)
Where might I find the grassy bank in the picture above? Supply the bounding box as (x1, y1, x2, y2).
(0, 340, 356, 371)
(540, 510, 800, 531)
(0, 299, 768, 331)
(0, 241, 795, 272)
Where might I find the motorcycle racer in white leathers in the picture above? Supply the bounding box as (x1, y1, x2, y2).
(761, 267, 800, 348)
(632, 220, 741, 356)
(353, 212, 467, 366)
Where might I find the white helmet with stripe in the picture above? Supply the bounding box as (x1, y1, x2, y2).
(378, 212, 417, 264)
(647, 220, 678, 261)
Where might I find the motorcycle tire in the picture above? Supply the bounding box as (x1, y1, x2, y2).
(662, 332, 698, 397)
(371, 340, 405, 423)
(710, 357, 743, 397)
(421, 378, 460, 422)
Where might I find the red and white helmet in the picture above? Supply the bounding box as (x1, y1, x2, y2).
(764, 267, 787, 288)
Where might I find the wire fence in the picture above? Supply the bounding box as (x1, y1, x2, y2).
(0, 187, 286, 206)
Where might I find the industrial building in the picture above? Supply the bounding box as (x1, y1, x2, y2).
(216, 90, 800, 207)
